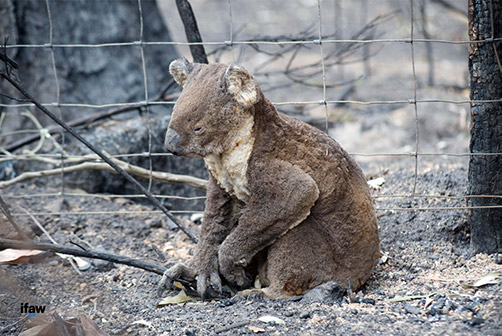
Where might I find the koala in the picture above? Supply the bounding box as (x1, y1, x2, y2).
(162, 58, 380, 299)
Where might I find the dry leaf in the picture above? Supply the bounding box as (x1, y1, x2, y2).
(471, 271, 500, 288)
(20, 314, 105, 336)
(73, 257, 91, 271)
(78, 314, 106, 336)
(19, 324, 50, 336)
(424, 296, 434, 309)
(0, 249, 43, 264)
(257, 315, 285, 325)
(248, 326, 265, 333)
(158, 289, 200, 306)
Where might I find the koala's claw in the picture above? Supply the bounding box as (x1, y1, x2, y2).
(197, 270, 223, 298)
(157, 263, 196, 295)
(157, 272, 172, 295)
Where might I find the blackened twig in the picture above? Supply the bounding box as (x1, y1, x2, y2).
(0, 92, 29, 103)
(1, 42, 18, 70)
(4, 104, 144, 152)
(215, 320, 250, 334)
(175, 0, 208, 64)
(0, 237, 231, 298)
(0, 237, 169, 276)
(0, 315, 28, 335)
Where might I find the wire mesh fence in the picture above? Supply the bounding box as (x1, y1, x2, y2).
(0, 0, 501, 223)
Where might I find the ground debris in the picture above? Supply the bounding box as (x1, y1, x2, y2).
(1, 165, 501, 336)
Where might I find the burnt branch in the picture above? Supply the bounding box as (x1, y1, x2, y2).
(176, 0, 208, 64)
(0, 155, 208, 190)
(0, 92, 29, 103)
(0, 237, 231, 298)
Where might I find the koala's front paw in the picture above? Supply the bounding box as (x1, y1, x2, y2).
(218, 250, 253, 289)
(157, 262, 196, 295)
(158, 256, 223, 299)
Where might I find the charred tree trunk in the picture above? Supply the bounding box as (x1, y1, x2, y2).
(468, 0, 502, 254)
(0, 0, 177, 132)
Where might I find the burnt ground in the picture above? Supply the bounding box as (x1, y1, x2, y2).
(0, 161, 501, 336)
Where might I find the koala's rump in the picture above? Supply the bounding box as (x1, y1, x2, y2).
(248, 112, 380, 291)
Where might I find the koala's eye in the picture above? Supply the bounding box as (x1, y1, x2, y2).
(193, 126, 204, 134)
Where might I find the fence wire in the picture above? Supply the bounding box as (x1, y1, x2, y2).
(0, 0, 501, 218)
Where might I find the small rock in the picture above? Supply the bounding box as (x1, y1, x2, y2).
(257, 315, 285, 325)
(404, 303, 421, 315)
(444, 299, 458, 312)
(190, 213, 203, 225)
(458, 304, 476, 313)
(431, 298, 446, 310)
(426, 307, 441, 316)
(283, 311, 295, 317)
(428, 315, 445, 323)
(300, 281, 344, 305)
(49, 259, 59, 266)
(299, 311, 311, 319)
(146, 218, 162, 228)
(466, 317, 484, 327)
(357, 298, 376, 305)
(218, 299, 233, 307)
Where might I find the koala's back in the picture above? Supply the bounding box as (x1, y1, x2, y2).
(248, 102, 380, 292)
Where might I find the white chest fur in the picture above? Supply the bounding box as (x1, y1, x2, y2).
(204, 115, 255, 202)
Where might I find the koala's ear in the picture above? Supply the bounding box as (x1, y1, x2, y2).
(225, 65, 260, 108)
(169, 57, 194, 87)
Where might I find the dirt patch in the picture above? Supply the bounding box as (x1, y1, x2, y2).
(0, 162, 500, 336)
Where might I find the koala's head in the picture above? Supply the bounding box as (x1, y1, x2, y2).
(165, 58, 262, 158)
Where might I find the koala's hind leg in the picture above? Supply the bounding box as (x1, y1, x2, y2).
(261, 217, 337, 297)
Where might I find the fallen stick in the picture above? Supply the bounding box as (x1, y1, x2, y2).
(0, 157, 208, 190)
(0, 237, 231, 299)
(0, 237, 168, 276)
(214, 320, 250, 334)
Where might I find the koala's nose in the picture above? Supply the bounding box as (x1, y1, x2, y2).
(164, 128, 181, 155)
